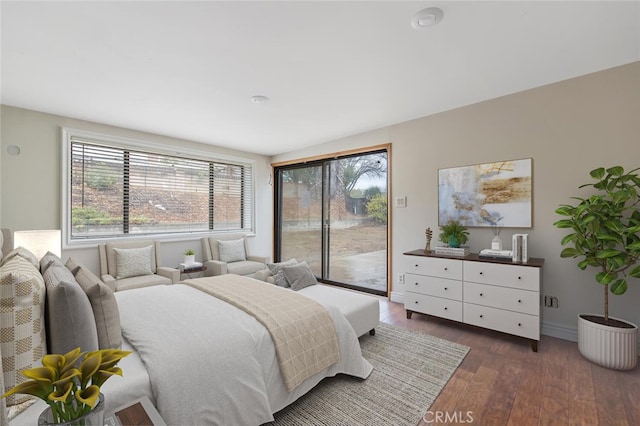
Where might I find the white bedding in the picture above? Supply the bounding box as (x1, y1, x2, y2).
(116, 284, 372, 425)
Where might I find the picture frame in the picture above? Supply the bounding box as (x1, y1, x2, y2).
(438, 158, 532, 228)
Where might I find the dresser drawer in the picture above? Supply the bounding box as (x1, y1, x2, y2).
(408, 256, 462, 280)
(406, 273, 462, 300)
(463, 303, 539, 340)
(463, 261, 539, 291)
(405, 293, 463, 322)
(463, 282, 539, 315)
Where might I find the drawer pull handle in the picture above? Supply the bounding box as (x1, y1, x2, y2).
(444, 307, 448, 310)
(518, 299, 522, 303)
(518, 276, 522, 280)
(415, 264, 419, 267)
(479, 272, 483, 275)
(414, 282, 419, 285)
(414, 301, 419, 304)
(479, 314, 484, 318)
(479, 293, 483, 296)
(444, 267, 448, 271)
(444, 287, 448, 291)
(518, 323, 522, 327)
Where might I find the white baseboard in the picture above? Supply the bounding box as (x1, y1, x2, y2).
(390, 291, 404, 304)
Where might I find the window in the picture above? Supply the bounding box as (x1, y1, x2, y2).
(63, 129, 254, 244)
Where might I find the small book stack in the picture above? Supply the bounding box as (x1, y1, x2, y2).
(511, 234, 529, 263)
(434, 245, 470, 256)
(179, 261, 203, 271)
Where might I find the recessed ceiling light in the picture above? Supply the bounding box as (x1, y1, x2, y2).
(411, 7, 443, 29)
(250, 95, 270, 104)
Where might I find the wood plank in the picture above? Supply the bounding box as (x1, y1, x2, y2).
(378, 299, 640, 425)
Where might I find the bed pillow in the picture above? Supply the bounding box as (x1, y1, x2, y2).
(0, 256, 46, 407)
(114, 245, 153, 279)
(0, 247, 39, 269)
(218, 239, 246, 263)
(72, 263, 122, 349)
(39, 251, 64, 274)
(267, 258, 298, 288)
(280, 261, 317, 291)
(43, 265, 99, 355)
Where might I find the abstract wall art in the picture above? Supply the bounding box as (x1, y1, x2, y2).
(438, 158, 532, 228)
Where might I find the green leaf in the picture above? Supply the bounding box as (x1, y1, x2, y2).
(610, 278, 627, 295)
(560, 248, 579, 258)
(590, 167, 606, 179)
(606, 166, 624, 177)
(596, 249, 620, 258)
(560, 234, 576, 245)
(625, 241, 640, 251)
(596, 271, 614, 285)
(630, 265, 640, 278)
(554, 219, 574, 229)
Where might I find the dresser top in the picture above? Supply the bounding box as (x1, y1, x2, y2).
(403, 249, 544, 268)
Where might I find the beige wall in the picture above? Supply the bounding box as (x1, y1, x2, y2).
(0, 106, 273, 272)
(273, 61, 640, 341)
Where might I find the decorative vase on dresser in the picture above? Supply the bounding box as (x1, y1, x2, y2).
(403, 249, 544, 352)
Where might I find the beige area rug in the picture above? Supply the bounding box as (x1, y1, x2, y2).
(268, 322, 470, 426)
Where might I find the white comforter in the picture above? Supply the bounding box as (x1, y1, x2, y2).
(116, 284, 372, 425)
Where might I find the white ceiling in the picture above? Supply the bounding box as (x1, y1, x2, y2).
(2, 1, 639, 156)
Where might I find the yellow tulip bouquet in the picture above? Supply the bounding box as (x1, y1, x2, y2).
(2, 348, 130, 423)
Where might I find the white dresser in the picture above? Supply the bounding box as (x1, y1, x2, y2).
(404, 250, 544, 351)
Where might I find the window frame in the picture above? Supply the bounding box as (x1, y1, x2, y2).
(62, 127, 256, 249)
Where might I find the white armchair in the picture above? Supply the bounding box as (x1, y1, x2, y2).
(201, 234, 269, 278)
(98, 240, 179, 291)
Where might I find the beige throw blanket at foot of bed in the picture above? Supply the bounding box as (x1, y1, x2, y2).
(184, 275, 341, 391)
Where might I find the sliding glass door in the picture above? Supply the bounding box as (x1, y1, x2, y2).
(275, 149, 388, 296)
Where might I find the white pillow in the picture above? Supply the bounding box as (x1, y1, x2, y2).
(218, 239, 246, 263)
(114, 245, 153, 279)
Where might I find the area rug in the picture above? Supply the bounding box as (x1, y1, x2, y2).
(268, 322, 470, 426)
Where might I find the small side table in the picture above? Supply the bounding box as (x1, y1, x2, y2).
(179, 265, 207, 280)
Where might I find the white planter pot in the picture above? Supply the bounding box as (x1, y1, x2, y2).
(578, 314, 638, 370)
(184, 255, 195, 265)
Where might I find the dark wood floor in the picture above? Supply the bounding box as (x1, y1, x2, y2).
(378, 298, 640, 425)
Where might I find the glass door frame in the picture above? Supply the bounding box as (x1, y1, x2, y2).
(272, 144, 391, 297)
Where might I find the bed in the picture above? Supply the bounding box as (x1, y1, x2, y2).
(6, 274, 373, 425)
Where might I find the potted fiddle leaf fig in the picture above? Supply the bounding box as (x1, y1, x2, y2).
(554, 165, 640, 370)
(438, 220, 469, 248)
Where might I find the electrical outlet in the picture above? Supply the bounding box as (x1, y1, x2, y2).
(544, 296, 559, 308)
(398, 273, 405, 284)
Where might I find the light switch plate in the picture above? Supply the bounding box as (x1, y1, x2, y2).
(395, 196, 407, 208)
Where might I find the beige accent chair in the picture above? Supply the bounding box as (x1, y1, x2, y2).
(98, 240, 179, 292)
(201, 234, 269, 278)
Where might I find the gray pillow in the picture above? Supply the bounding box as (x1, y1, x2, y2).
(114, 245, 153, 279)
(72, 262, 122, 350)
(43, 265, 99, 354)
(218, 239, 246, 263)
(40, 251, 64, 274)
(267, 258, 298, 288)
(280, 261, 317, 291)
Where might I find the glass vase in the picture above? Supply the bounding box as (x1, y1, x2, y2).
(491, 235, 503, 250)
(38, 394, 105, 426)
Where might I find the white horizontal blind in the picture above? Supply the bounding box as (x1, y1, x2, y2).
(69, 137, 253, 239)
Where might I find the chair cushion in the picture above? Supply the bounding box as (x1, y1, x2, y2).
(218, 239, 246, 263)
(114, 245, 153, 279)
(267, 258, 298, 288)
(43, 265, 99, 355)
(104, 240, 157, 277)
(114, 274, 172, 291)
(227, 260, 266, 276)
(280, 261, 317, 291)
(72, 264, 122, 349)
